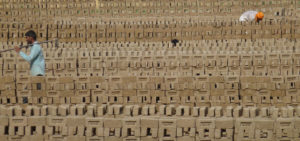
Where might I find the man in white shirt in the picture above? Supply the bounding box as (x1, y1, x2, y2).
(239, 11, 264, 22)
(14, 30, 45, 76)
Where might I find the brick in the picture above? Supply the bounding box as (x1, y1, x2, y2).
(122, 117, 140, 137)
(196, 118, 215, 139)
(275, 118, 294, 139)
(177, 118, 195, 137)
(235, 118, 255, 139)
(159, 118, 176, 138)
(199, 107, 207, 117)
(85, 117, 104, 137)
(225, 106, 233, 117)
(97, 105, 106, 117)
(27, 117, 46, 126)
(47, 116, 66, 126)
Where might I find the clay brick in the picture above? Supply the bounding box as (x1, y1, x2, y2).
(159, 118, 176, 138)
(85, 117, 104, 137)
(235, 118, 255, 139)
(196, 118, 215, 140)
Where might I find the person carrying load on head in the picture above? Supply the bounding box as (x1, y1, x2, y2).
(14, 30, 45, 76)
(239, 11, 264, 23)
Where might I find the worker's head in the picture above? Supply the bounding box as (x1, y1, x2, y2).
(25, 30, 37, 44)
(255, 12, 264, 22)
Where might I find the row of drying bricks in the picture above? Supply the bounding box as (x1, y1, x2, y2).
(1, 104, 300, 118)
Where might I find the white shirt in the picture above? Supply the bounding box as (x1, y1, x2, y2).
(19, 41, 45, 76)
(239, 11, 258, 22)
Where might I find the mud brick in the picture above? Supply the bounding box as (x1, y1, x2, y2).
(177, 118, 195, 137)
(85, 117, 104, 137)
(159, 105, 166, 116)
(176, 106, 190, 116)
(206, 107, 215, 117)
(23, 135, 47, 141)
(275, 118, 294, 139)
(166, 90, 179, 104)
(97, 105, 107, 117)
(141, 117, 159, 139)
(31, 90, 47, 97)
(122, 76, 137, 90)
(65, 136, 86, 141)
(281, 65, 293, 76)
(136, 77, 151, 90)
(47, 116, 67, 131)
(249, 107, 258, 118)
(108, 76, 122, 90)
(149, 105, 156, 115)
(215, 118, 234, 140)
(75, 76, 90, 90)
(151, 90, 167, 104)
(58, 105, 69, 116)
(215, 106, 223, 117)
(107, 90, 123, 104)
(66, 117, 86, 136)
(104, 119, 122, 137)
(225, 106, 233, 117)
(0, 116, 8, 135)
(26, 117, 46, 135)
(199, 107, 208, 117)
(254, 119, 274, 140)
(16, 77, 31, 90)
(196, 118, 215, 140)
(123, 90, 137, 104)
(86, 105, 96, 117)
(159, 118, 176, 138)
(0, 77, 15, 90)
(194, 77, 210, 90)
(142, 105, 149, 116)
(75, 90, 91, 97)
(235, 118, 255, 139)
(91, 90, 106, 104)
(233, 106, 242, 117)
(58, 77, 75, 90)
(137, 90, 151, 104)
(9, 117, 27, 136)
(224, 76, 239, 89)
(124, 105, 133, 116)
(30, 76, 46, 90)
(47, 105, 58, 116)
(166, 105, 175, 116)
(260, 107, 269, 117)
(46, 90, 59, 97)
(122, 118, 140, 137)
(179, 90, 195, 106)
(294, 118, 300, 139)
(296, 106, 300, 117)
(131, 105, 140, 116)
(192, 107, 199, 117)
(89, 76, 108, 90)
(270, 107, 279, 118)
(112, 105, 123, 116)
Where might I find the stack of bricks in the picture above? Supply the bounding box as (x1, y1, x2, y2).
(0, 105, 299, 140)
(1, 75, 300, 107)
(0, 1, 299, 140)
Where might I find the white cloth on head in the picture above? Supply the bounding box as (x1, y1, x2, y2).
(239, 11, 258, 22)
